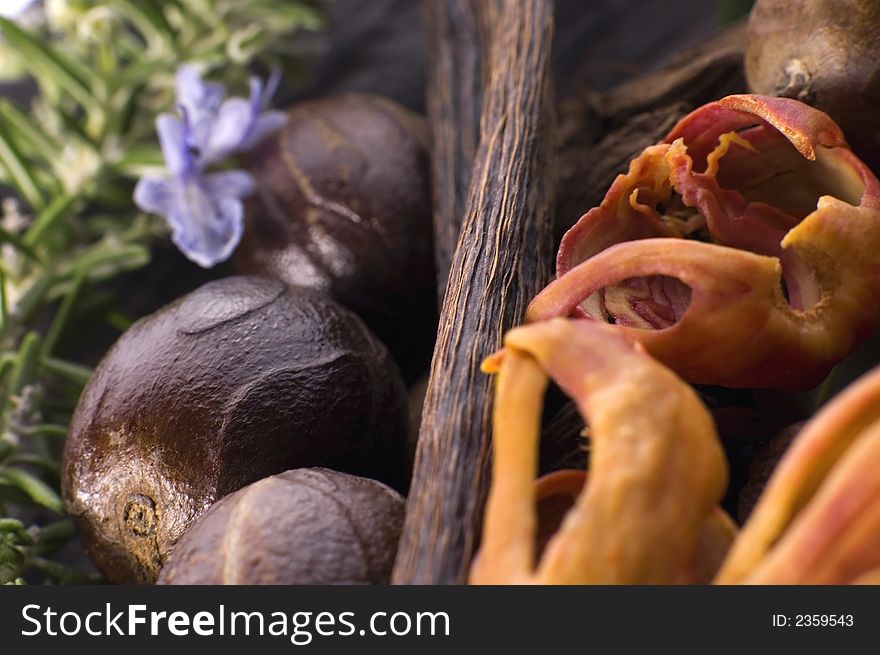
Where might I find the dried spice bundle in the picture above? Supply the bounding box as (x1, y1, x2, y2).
(530, 95, 880, 390)
(470, 319, 729, 584)
(394, 0, 555, 584)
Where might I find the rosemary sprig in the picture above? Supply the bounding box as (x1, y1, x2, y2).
(0, 0, 324, 584)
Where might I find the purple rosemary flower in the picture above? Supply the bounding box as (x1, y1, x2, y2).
(175, 64, 287, 166)
(134, 111, 256, 268)
(134, 64, 286, 267)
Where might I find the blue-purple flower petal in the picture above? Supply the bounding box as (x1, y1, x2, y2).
(175, 63, 227, 154)
(239, 110, 288, 151)
(155, 113, 191, 178)
(201, 73, 287, 161)
(204, 96, 252, 163)
(134, 63, 285, 267)
(134, 169, 255, 268)
(175, 64, 226, 114)
(262, 69, 282, 107)
(238, 71, 287, 150)
(167, 185, 245, 269)
(133, 175, 175, 216)
(203, 169, 256, 200)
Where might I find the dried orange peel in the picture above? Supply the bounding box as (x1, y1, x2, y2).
(530, 95, 880, 390)
(469, 319, 729, 584)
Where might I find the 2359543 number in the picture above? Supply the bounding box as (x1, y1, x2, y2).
(795, 615, 854, 627)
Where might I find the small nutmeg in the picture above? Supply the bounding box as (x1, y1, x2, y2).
(62, 276, 407, 584)
(235, 93, 435, 379)
(746, 0, 880, 172)
(157, 469, 404, 585)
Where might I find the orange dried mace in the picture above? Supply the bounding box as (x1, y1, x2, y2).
(475, 320, 880, 585)
(529, 95, 880, 390)
(718, 364, 880, 584)
(470, 319, 730, 584)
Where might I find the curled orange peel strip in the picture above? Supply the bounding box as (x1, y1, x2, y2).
(470, 319, 728, 584)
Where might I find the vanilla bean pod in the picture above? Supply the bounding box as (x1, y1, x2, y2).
(393, 0, 556, 584)
(423, 0, 492, 296)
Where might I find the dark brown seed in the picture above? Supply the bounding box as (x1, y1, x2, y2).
(234, 93, 436, 380)
(62, 276, 407, 584)
(157, 469, 404, 585)
(746, 0, 880, 172)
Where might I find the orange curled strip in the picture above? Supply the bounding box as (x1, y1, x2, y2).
(717, 366, 880, 584)
(470, 319, 729, 584)
(532, 95, 880, 391)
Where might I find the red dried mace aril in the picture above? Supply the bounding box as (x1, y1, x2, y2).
(529, 94, 880, 391)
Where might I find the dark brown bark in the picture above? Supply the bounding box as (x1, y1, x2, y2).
(423, 0, 492, 297)
(393, 0, 556, 584)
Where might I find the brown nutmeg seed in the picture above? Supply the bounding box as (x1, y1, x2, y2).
(62, 276, 407, 584)
(157, 468, 404, 585)
(746, 0, 880, 172)
(234, 93, 435, 380)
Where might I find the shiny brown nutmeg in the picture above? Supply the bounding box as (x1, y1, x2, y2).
(234, 93, 435, 379)
(157, 469, 404, 585)
(746, 0, 880, 172)
(62, 276, 407, 584)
